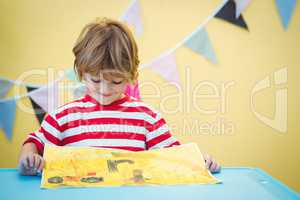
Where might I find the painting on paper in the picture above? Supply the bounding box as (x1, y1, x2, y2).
(41, 143, 220, 188)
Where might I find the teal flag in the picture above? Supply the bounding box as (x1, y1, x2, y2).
(65, 68, 79, 82)
(184, 28, 217, 64)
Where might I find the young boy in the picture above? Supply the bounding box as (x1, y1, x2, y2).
(18, 18, 220, 176)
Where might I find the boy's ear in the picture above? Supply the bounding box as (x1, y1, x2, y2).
(81, 73, 88, 81)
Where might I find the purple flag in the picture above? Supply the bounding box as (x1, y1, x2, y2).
(147, 53, 180, 85)
(234, 0, 251, 18)
(28, 81, 59, 113)
(120, 0, 143, 37)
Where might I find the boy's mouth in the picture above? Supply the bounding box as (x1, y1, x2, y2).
(100, 93, 113, 97)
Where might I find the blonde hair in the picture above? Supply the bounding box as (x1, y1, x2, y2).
(72, 18, 139, 84)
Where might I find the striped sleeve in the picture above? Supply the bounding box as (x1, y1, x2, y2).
(145, 112, 180, 150)
(23, 112, 62, 155)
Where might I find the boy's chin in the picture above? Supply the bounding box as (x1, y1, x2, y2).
(94, 94, 119, 105)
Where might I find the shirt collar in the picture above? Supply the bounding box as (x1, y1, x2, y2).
(84, 93, 130, 107)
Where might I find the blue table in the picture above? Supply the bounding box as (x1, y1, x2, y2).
(0, 167, 299, 200)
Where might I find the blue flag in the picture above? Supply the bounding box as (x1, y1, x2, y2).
(0, 79, 13, 98)
(0, 99, 17, 140)
(275, 0, 297, 29)
(184, 28, 218, 64)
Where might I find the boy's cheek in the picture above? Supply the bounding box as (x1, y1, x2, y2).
(85, 83, 98, 92)
(120, 84, 128, 92)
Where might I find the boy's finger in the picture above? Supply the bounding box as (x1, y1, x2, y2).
(21, 158, 29, 170)
(37, 158, 45, 172)
(27, 156, 32, 168)
(34, 155, 40, 170)
(210, 162, 218, 172)
(28, 155, 35, 168)
(205, 158, 212, 169)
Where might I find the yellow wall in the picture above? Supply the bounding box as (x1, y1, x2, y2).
(1, 0, 299, 192)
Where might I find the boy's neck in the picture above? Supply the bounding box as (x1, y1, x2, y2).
(88, 92, 126, 106)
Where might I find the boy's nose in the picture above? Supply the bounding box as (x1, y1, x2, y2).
(99, 83, 112, 94)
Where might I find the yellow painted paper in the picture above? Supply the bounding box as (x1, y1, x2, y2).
(41, 143, 220, 188)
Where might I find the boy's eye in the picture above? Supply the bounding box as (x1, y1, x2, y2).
(91, 78, 123, 85)
(112, 81, 123, 85)
(91, 79, 101, 83)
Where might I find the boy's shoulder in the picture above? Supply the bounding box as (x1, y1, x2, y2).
(122, 96, 160, 119)
(49, 95, 96, 118)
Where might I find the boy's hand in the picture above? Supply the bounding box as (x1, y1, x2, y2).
(18, 152, 45, 176)
(203, 154, 221, 173)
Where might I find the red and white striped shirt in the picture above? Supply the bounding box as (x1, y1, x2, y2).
(23, 94, 180, 154)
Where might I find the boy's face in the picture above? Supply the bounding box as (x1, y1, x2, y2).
(83, 72, 129, 105)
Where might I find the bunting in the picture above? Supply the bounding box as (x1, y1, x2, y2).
(215, 0, 249, 30)
(0, 79, 13, 98)
(184, 27, 218, 64)
(26, 86, 47, 124)
(73, 84, 87, 99)
(0, 99, 17, 140)
(28, 81, 59, 113)
(120, 0, 144, 37)
(275, 0, 297, 29)
(145, 53, 180, 85)
(4, 0, 294, 141)
(234, 0, 251, 18)
(65, 68, 79, 82)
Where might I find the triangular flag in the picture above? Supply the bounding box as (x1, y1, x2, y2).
(28, 81, 59, 113)
(26, 86, 46, 124)
(275, 0, 297, 29)
(73, 84, 87, 99)
(215, 0, 249, 30)
(184, 27, 218, 64)
(0, 79, 13, 98)
(234, 0, 251, 18)
(120, 0, 143, 37)
(0, 99, 16, 140)
(65, 68, 79, 82)
(147, 53, 180, 85)
(125, 81, 141, 100)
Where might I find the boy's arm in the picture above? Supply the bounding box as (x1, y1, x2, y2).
(18, 142, 45, 176)
(18, 112, 62, 175)
(144, 111, 221, 173)
(145, 112, 180, 150)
